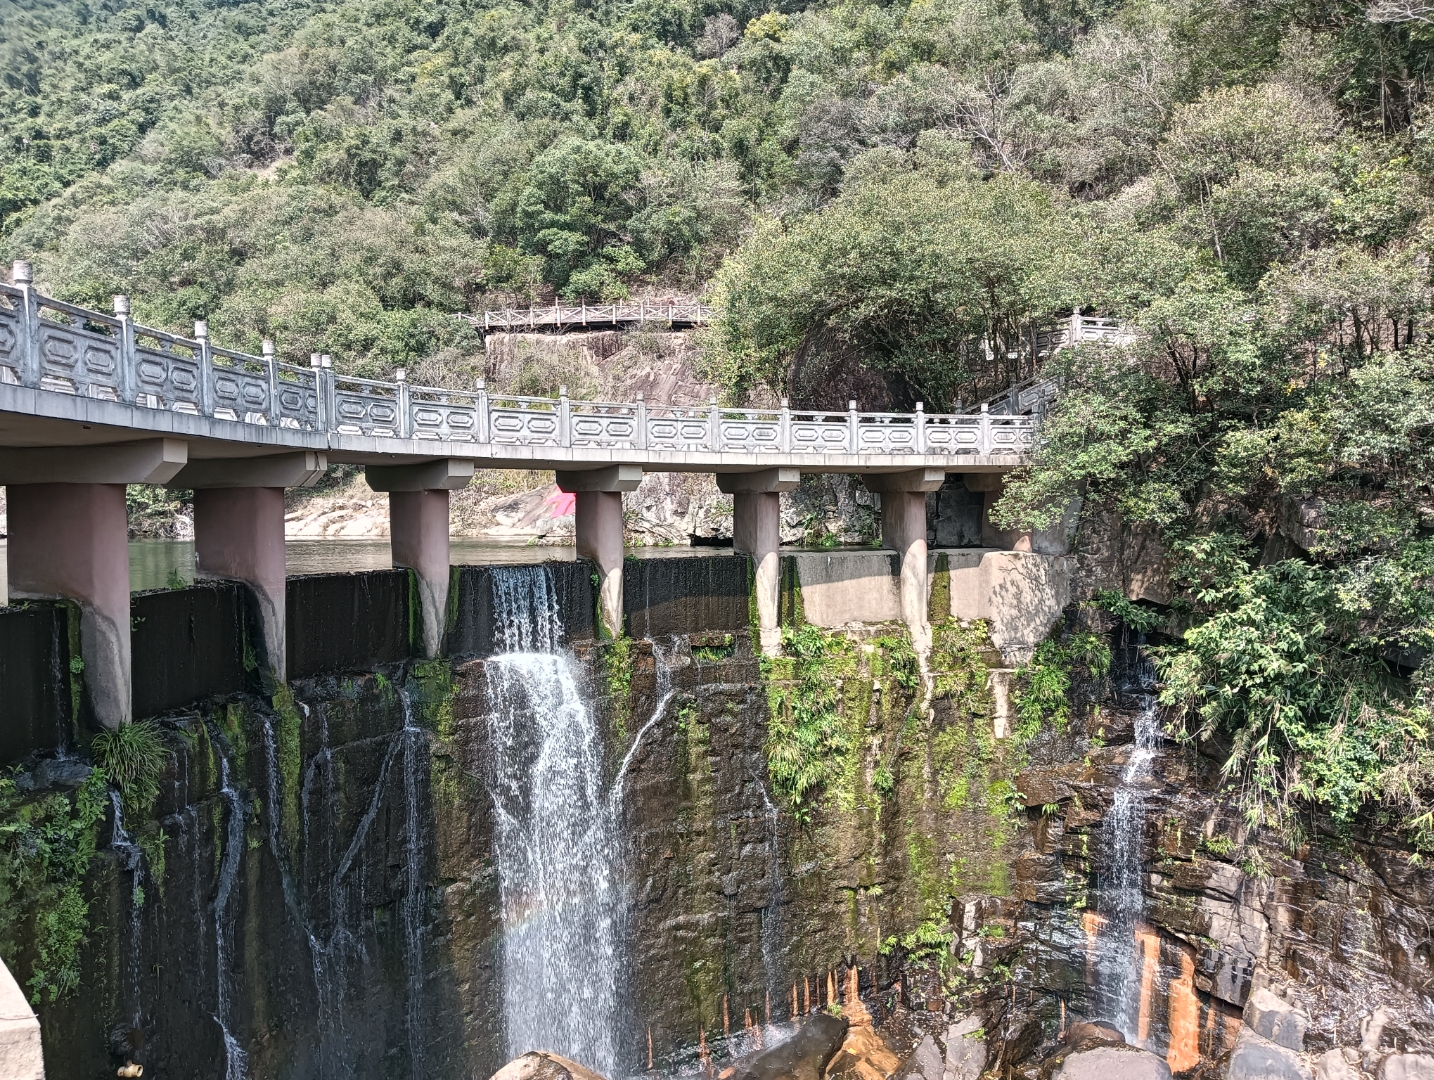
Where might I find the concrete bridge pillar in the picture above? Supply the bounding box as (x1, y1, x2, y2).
(171, 453, 327, 681)
(367, 458, 475, 659)
(864, 468, 946, 650)
(558, 465, 643, 639)
(0, 439, 188, 728)
(719, 468, 800, 656)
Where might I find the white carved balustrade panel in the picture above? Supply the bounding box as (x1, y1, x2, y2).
(409, 387, 479, 442)
(569, 403, 639, 448)
(209, 348, 273, 424)
(488, 397, 561, 446)
(133, 331, 202, 413)
(37, 300, 123, 402)
(332, 376, 400, 437)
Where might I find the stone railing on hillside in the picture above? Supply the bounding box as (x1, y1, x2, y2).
(460, 299, 715, 332)
(0, 268, 1036, 458)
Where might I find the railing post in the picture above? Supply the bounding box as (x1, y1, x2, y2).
(581, 301, 587, 326)
(113, 295, 135, 404)
(195, 321, 214, 416)
(476, 377, 490, 443)
(559, 384, 571, 447)
(708, 395, 720, 451)
(1069, 307, 1081, 348)
(321, 354, 335, 432)
(13, 261, 39, 388)
(395, 368, 411, 438)
(310, 354, 323, 429)
(848, 399, 859, 454)
(262, 340, 278, 425)
(915, 401, 926, 454)
(980, 402, 991, 455)
(780, 397, 791, 452)
(636, 392, 647, 450)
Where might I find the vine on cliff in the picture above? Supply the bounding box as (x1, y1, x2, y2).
(1011, 632, 1111, 742)
(0, 768, 108, 1003)
(762, 624, 858, 819)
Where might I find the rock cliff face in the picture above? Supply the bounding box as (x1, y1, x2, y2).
(9, 558, 1434, 1079)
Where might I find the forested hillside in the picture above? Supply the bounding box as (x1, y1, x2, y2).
(7, 0, 1434, 846)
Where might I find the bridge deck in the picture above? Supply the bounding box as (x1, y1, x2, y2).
(0, 273, 1034, 473)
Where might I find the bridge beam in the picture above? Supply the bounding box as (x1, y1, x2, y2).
(863, 470, 946, 650)
(366, 460, 475, 659)
(719, 469, 800, 656)
(557, 466, 642, 639)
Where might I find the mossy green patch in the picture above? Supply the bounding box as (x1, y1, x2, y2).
(929, 552, 951, 625)
(599, 636, 635, 742)
(0, 768, 108, 1003)
(270, 685, 304, 854)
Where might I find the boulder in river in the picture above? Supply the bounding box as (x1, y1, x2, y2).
(729, 1012, 850, 1080)
(489, 1051, 610, 1080)
(1051, 1045, 1172, 1080)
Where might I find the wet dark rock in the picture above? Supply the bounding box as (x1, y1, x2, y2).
(1050, 1046, 1171, 1080)
(17, 756, 93, 791)
(1060, 1022, 1124, 1050)
(490, 1050, 610, 1080)
(945, 1015, 987, 1080)
(892, 1034, 941, 1080)
(1228, 1027, 1310, 1080)
(729, 1013, 848, 1080)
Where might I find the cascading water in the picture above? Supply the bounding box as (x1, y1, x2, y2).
(486, 565, 681, 1074)
(486, 565, 622, 1074)
(109, 791, 145, 1046)
(213, 746, 250, 1080)
(1090, 636, 1161, 1042)
(399, 688, 428, 1078)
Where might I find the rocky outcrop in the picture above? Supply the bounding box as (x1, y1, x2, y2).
(1052, 1046, 1171, 1080)
(490, 1052, 609, 1080)
(731, 1014, 849, 1080)
(1228, 1027, 1309, 1080)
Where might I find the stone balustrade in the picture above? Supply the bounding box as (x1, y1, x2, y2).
(0, 268, 1035, 459)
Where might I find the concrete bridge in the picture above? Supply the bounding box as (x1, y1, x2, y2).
(0, 262, 1050, 728)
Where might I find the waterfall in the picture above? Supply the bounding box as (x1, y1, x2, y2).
(1090, 639, 1160, 1042)
(213, 746, 250, 1080)
(399, 688, 427, 1078)
(109, 791, 145, 1044)
(486, 565, 621, 1075)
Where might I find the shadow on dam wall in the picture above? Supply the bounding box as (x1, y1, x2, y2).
(0, 555, 759, 752)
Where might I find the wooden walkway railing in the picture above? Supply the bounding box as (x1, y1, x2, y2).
(460, 300, 715, 332)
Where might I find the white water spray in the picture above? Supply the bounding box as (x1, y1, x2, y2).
(486, 565, 674, 1075)
(1091, 642, 1161, 1042)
